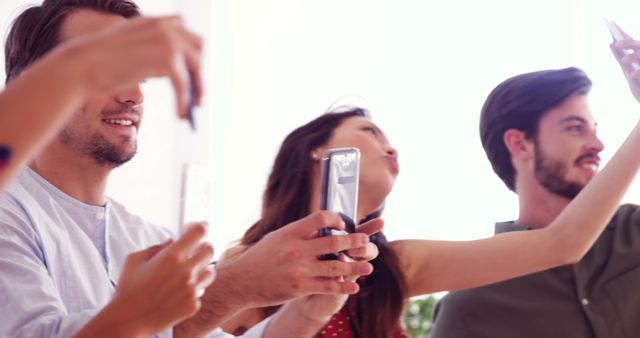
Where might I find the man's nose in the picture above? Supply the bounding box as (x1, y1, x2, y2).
(115, 85, 143, 106)
(586, 134, 605, 154)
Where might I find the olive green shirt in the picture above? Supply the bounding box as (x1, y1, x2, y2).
(430, 204, 640, 338)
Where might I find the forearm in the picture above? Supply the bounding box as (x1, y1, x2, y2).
(73, 298, 148, 338)
(0, 43, 89, 189)
(548, 119, 640, 261)
(174, 264, 246, 338)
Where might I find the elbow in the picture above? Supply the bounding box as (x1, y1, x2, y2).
(561, 253, 581, 266)
(548, 227, 589, 266)
(557, 246, 587, 266)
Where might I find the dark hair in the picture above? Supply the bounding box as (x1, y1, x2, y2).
(242, 109, 407, 338)
(479, 67, 592, 191)
(5, 0, 141, 84)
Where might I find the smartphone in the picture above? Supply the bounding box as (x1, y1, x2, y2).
(317, 147, 360, 260)
(179, 162, 211, 233)
(187, 78, 197, 130)
(606, 19, 640, 71)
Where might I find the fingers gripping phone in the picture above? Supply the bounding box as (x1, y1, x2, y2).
(606, 19, 640, 71)
(317, 148, 360, 260)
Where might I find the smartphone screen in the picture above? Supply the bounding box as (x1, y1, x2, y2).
(317, 148, 360, 259)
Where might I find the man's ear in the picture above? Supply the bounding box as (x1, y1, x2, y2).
(503, 129, 534, 161)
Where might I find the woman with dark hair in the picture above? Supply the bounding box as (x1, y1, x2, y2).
(222, 105, 640, 337)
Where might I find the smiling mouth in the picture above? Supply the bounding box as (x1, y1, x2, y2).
(578, 162, 598, 172)
(574, 152, 600, 174)
(103, 118, 134, 127)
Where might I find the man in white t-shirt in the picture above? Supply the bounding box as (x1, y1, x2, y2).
(0, 1, 378, 337)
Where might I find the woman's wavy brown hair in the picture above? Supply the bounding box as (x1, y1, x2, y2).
(241, 109, 407, 338)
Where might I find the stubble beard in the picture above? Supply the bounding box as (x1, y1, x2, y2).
(59, 128, 137, 168)
(533, 142, 585, 200)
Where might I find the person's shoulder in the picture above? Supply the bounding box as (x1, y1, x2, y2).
(2, 168, 35, 199)
(611, 204, 640, 228)
(437, 268, 545, 306)
(431, 288, 481, 333)
(0, 170, 45, 237)
(0, 169, 44, 214)
(437, 284, 490, 304)
(617, 203, 640, 213)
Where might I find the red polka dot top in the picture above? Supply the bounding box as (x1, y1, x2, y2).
(314, 298, 409, 338)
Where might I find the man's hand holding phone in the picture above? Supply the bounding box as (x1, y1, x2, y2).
(174, 212, 380, 337)
(91, 223, 215, 338)
(263, 216, 383, 337)
(606, 19, 640, 102)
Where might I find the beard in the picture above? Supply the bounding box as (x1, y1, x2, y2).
(59, 128, 137, 168)
(533, 143, 585, 200)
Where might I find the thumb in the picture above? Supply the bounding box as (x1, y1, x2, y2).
(357, 218, 384, 236)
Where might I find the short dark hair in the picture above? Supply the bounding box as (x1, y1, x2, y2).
(5, 0, 141, 84)
(479, 67, 592, 191)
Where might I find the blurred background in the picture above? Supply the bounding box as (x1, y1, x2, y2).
(2, 2, 640, 333)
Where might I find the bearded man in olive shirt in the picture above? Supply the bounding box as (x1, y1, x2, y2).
(430, 66, 640, 338)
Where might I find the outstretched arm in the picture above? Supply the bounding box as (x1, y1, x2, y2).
(396, 120, 640, 296)
(394, 31, 640, 297)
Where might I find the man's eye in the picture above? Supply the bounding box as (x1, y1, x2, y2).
(567, 125, 584, 133)
(362, 127, 378, 135)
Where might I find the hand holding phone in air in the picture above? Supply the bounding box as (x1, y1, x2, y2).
(606, 19, 640, 102)
(606, 19, 640, 71)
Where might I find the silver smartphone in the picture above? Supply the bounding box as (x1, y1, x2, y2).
(178, 162, 211, 233)
(606, 19, 640, 71)
(317, 147, 360, 260)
